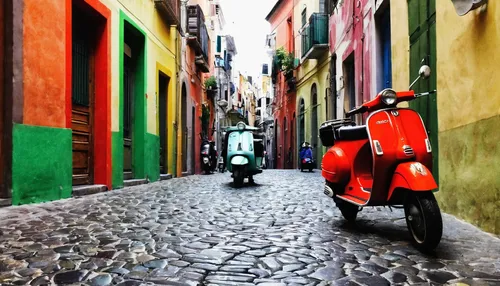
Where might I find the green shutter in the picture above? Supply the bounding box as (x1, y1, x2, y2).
(217, 35, 221, 53)
(408, 0, 439, 182)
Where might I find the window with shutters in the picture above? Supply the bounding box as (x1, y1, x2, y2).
(301, 8, 307, 27)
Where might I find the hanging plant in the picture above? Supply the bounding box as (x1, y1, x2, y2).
(200, 103, 211, 136)
(204, 76, 217, 90)
(275, 47, 295, 76)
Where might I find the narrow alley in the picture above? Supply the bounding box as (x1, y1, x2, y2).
(0, 171, 498, 285)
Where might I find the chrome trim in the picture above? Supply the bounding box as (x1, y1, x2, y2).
(373, 140, 383, 155)
(335, 194, 365, 206)
(391, 110, 399, 116)
(403, 145, 414, 156)
(324, 184, 334, 198)
(425, 138, 432, 153)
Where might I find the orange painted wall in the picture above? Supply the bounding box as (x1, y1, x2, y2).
(23, 0, 66, 128)
(268, 0, 294, 49)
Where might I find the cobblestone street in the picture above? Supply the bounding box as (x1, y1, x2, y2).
(0, 170, 499, 285)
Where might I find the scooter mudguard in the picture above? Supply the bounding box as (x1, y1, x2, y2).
(387, 162, 438, 201)
(231, 156, 249, 166)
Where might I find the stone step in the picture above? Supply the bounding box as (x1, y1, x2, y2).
(160, 174, 173, 181)
(72, 184, 107, 197)
(124, 178, 148, 187)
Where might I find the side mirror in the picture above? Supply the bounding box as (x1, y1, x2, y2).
(409, 65, 432, 90)
(419, 65, 431, 79)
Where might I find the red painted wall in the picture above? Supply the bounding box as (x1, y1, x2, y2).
(23, 0, 66, 128)
(330, 0, 373, 107)
(65, 0, 112, 188)
(187, 47, 203, 174)
(268, 0, 297, 169)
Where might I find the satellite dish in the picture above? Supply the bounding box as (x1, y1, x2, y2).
(451, 0, 487, 16)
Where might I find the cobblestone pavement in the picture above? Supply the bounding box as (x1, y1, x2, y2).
(0, 170, 499, 286)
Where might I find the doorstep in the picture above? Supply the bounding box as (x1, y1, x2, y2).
(160, 174, 172, 181)
(72, 184, 108, 197)
(124, 178, 148, 187)
(0, 198, 11, 207)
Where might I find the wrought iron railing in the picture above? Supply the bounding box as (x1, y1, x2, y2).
(301, 13, 328, 58)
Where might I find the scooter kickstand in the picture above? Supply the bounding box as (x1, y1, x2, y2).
(388, 206, 393, 212)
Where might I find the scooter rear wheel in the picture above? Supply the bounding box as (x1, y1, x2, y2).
(404, 192, 443, 252)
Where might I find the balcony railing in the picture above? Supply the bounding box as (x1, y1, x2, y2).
(301, 13, 329, 60)
(187, 5, 210, 73)
(154, 0, 181, 28)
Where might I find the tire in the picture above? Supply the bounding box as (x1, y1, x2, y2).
(336, 200, 359, 222)
(233, 169, 244, 188)
(404, 192, 443, 252)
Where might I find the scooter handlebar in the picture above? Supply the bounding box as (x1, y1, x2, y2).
(345, 105, 367, 117)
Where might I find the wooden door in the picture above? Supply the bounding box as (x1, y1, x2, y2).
(123, 54, 133, 180)
(408, 0, 438, 181)
(72, 16, 95, 186)
(159, 73, 168, 174)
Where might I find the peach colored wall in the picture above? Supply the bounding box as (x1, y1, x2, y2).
(23, 0, 66, 128)
(268, 0, 294, 49)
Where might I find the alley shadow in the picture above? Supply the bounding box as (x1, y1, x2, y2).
(334, 217, 459, 260)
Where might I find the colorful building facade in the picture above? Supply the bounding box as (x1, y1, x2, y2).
(294, 0, 331, 165)
(391, 0, 498, 234)
(266, 0, 297, 170)
(0, 0, 216, 206)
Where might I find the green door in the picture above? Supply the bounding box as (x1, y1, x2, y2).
(408, 0, 439, 182)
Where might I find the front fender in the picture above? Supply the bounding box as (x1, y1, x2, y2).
(387, 162, 437, 200)
(231, 156, 249, 166)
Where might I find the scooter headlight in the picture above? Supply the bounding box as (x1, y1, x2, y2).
(237, 122, 245, 130)
(381, 89, 397, 105)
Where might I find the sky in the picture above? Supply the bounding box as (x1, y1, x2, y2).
(219, 0, 277, 79)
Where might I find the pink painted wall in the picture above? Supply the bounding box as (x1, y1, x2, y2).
(329, 0, 374, 107)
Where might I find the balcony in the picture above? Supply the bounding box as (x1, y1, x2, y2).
(154, 0, 181, 28)
(301, 13, 329, 60)
(186, 5, 210, 73)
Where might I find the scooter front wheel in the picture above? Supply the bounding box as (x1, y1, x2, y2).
(233, 168, 244, 188)
(336, 200, 359, 222)
(404, 192, 443, 252)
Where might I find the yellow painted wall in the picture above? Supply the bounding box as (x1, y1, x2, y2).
(390, 0, 500, 233)
(435, 1, 500, 234)
(436, 1, 500, 132)
(101, 0, 179, 175)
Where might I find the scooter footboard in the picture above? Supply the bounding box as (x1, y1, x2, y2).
(387, 162, 437, 201)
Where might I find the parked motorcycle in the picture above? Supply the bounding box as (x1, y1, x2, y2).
(200, 137, 217, 174)
(299, 142, 315, 172)
(223, 122, 264, 187)
(319, 65, 442, 251)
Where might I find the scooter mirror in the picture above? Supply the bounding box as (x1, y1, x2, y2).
(419, 65, 431, 79)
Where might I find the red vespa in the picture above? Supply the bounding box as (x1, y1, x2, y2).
(319, 65, 442, 251)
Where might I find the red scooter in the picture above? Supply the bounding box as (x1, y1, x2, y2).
(319, 65, 442, 251)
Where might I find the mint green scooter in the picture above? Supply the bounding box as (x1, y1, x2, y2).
(222, 122, 264, 187)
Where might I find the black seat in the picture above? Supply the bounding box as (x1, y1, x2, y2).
(336, 125, 368, 141)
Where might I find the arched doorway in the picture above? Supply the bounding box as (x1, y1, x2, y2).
(284, 117, 288, 169)
(274, 119, 278, 169)
(311, 84, 318, 165)
(181, 83, 187, 173)
(298, 98, 305, 167)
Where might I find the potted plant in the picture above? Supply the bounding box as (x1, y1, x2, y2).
(205, 76, 217, 91)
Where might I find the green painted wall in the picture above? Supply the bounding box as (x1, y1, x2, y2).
(11, 124, 72, 205)
(145, 133, 160, 182)
(113, 11, 148, 187)
(112, 132, 124, 188)
(437, 115, 500, 234)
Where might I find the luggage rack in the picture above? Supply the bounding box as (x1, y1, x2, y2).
(319, 119, 356, 147)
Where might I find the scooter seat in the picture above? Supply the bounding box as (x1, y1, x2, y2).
(337, 125, 368, 141)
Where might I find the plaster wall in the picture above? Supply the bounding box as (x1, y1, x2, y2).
(23, 0, 66, 128)
(435, 0, 500, 234)
(268, 0, 294, 48)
